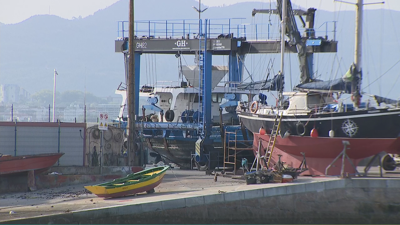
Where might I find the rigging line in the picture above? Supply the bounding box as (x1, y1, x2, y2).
(153, 54, 157, 87)
(385, 70, 400, 97)
(362, 58, 400, 91)
(148, 54, 152, 87)
(154, 54, 157, 86)
(363, 14, 374, 95)
(288, 52, 292, 91)
(145, 54, 149, 85)
(378, 4, 384, 95)
(150, 54, 154, 87)
(387, 1, 400, 53)
(149, 54, 153, 87)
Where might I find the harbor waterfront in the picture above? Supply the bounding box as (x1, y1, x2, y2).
(1, 168, 400, 224)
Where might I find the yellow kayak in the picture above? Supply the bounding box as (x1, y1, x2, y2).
(84, 166, 169, 198)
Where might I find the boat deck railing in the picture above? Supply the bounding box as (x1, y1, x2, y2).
(116, 19, 337, 41)
(141, 80, 259, 95)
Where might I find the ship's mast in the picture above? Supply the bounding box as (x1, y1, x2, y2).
(336, 0, 383, 107)
(354, 0, 363, 72)
(351, 0, 363, 107)
(278, 0, 287, 106)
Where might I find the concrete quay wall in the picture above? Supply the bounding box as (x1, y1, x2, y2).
(5, 178, 400, 224)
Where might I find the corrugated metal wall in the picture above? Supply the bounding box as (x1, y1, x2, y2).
(0, 122, 85, 166)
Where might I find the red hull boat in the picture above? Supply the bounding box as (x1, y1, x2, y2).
(254, 134, 400, 176)
(0, 153, 64, 175)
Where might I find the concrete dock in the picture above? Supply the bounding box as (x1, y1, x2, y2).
(1, 168, 400, 224)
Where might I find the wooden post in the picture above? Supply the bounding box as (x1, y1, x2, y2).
(128, 0, 138, 166)
(27, 171, 37, 191)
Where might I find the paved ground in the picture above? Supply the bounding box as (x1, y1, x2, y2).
(1, 166, 399, 222)
(0, 169, 246, 222)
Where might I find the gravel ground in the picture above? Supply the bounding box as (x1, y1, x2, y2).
(0, 169, 244, 208)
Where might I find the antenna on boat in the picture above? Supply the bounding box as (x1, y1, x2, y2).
(334, 0, 384, 107)
(278, 0, 287, 107)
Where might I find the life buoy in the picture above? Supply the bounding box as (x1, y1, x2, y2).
(250, 101, 258, 113)
(296, 122, 306, 136)
(92, 129, 100, 139)
(165, 110, 175, 122)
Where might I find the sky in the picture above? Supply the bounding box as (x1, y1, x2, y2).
(0, 0, 397, 24)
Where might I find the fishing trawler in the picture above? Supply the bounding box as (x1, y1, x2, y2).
(115, 65, 257, 170)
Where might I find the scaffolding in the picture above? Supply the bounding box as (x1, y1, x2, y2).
(223, 129, 253, 175)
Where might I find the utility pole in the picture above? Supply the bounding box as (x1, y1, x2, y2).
(128, 0, 138, 166)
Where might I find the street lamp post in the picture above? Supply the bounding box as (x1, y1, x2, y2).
(192, 0, 208, 35)
(52, 69, 58, 122)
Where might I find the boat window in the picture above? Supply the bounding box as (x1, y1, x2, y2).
(307, 95, 324, 109)
(211, 94, 224, 103)
(193, 94, 203, 103)
(212, 94, 218, 103)
(218, 94, 224, 102)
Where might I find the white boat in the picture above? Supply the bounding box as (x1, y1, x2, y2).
(115, 65, 258, 169)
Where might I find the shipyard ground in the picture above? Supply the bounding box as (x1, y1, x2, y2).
(1, 168, 400, 224)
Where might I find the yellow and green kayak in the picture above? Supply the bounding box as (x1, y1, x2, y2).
(84, 166, 169, 198)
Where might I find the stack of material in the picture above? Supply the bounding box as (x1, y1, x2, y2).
(273, 173, 282, 183)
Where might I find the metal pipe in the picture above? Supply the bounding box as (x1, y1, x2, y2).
(128, 0, 138, 166)
(58, 119, 61, 166)
(14, 120, 17, 156)
(136, 122, 202, 130)
(52, 69, 57, 122)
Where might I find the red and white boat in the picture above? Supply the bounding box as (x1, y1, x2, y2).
(0, 153, 64, 175)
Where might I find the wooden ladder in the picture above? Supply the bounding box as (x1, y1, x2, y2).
(250, 112, 283, 171)
(265, 112, 283, 169)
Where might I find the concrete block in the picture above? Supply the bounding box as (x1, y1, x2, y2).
(243, 189, 264, 200)
(286, 184, 306, 195)
(119, 204, 143, 215)
(185, 196, 205, 208)
(386, 179, 400, 188)
(224, 191, 245, 202)
(161, 198, 186, 210)
(350, 179, 387, 188)
(305, 181, 325, 193)
(141, 201, 162, 213)
(100, 204, 141, 216)
(263, 186, 287, 197)
(324, 179, 345, 190)
(204, 193, 224, 205)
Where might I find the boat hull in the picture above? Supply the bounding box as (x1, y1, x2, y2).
(239, 109, 400, 138)
(84, 166, 168, 198)
(239, 109, 400, 176)
(0, 153, 65, 175)
(145, 126, 253, 169)
(254, 133, 400, 176)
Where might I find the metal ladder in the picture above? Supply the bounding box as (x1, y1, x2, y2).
(197, 19, 207, 134)
(251, 112, 283, 171)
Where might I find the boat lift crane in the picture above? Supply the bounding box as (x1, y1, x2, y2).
(114, 12, 338, 166)
(252, 0, 319, 85)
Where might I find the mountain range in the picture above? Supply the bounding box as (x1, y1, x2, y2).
(1, 0, 400, 99)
